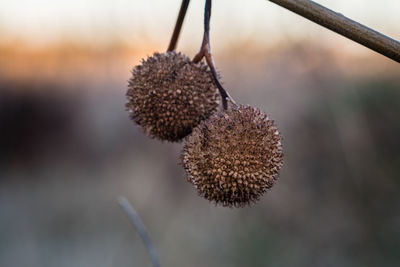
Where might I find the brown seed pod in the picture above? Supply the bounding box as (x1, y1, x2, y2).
(182, 105, 283, 207)
(126, 51, 219, 141)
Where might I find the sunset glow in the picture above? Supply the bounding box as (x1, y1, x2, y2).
(0, 0, 399, 46)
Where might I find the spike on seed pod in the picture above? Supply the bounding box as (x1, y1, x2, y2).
(181, 105, 284, 207)
(126, 51, 219, 141)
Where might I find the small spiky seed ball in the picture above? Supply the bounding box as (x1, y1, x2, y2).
(182, 105, 283, 207)
(126, 51, 219, 141)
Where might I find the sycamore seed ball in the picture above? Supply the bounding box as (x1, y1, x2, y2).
(182, 105, 284, 207)
(126, 51, 219, 141)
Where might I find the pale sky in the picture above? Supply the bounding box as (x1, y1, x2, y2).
(0, 0, 399, 48)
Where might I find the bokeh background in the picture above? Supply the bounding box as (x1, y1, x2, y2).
(1, 0, 400, 266)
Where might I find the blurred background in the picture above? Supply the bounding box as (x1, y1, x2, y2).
(1, 0, 400, 266)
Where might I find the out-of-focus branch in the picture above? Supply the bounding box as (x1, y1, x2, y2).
(118, 197, 161, 267)
(168, 0, 191, 52)
(267, 0, 400, 63)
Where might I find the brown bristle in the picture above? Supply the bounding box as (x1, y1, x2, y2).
(182, 105, 284, 207)
(126, 51, 219, 142)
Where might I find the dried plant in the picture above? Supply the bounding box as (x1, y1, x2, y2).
(121, 0, 400, 266)
(126, 51, 219, 141)
(126, 0, 284, 207)
(182, 105, 283, 207)
(125, 0, 400, 208)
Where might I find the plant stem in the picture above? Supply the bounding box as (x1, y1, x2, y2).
(267, 0, 400, 63)
(168, 0, 191, 52)
(118, 197, 161, 267)
(193, 0, 236, 110)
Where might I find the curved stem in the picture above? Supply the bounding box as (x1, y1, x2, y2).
(268, 0, 400, 63)
(193, 0, 236, 109)
(118, 197, 161, 267)
(168, 0, 191, 52)
(204, 50, 236, 110)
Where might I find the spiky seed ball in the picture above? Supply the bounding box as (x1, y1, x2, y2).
(182, 105, 283, 207)
(126, 51, 219, 142)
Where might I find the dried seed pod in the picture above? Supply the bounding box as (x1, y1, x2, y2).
(182, 105, 283, 207)
(126, 51, 219, 141)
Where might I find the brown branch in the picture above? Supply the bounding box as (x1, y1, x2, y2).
(268, 0, 400, 63)
(193, 0, 236, 110)
(167, 0, 191, 52)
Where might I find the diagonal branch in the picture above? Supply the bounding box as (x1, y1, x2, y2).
(118, 197, 161, 267)
(168, 0, 191, 52)
(267, 0, 400, 63)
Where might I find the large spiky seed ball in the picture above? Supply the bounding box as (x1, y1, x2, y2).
(126, 51, 219, 141)
(182, 105, 283, 207)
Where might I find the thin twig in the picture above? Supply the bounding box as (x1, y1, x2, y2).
(267, 0, 400, 63)
(192, 0, 212, 65)
(118, 196, 161, 267)
(193, 0, 236, 110)
(168, 0, 191, 52)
